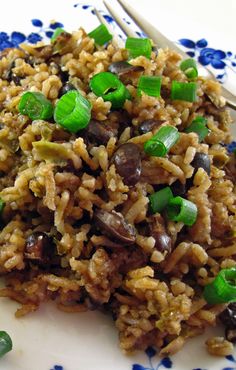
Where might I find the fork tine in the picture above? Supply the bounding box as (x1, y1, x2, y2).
(93, 7, 124, 48)
(117, 0, 187, 58)
(103, 0, 137, 39)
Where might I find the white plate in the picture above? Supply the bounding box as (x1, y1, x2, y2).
(0, 1, 235, 369)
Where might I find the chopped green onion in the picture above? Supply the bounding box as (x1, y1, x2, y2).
(185, 116, 209, 142)
(137, 76, 162, 97)
(180, 58, 198, 79)
(171, 81, 197, 102)
(0, 331, 12, 358)
(144, 125, 180, 157)
(166, 196, 198, 226)
(88, 24, 112, 46)
(0, 198, 5, 215)
(54, 90, 91, 133)
(149, 186, 173, 214)
(203, 268, 236, 304)
(51, 27, 64, 42)
(89, 71, 130, 109)
(18, 92, 53, 121)
(125, 37, 152, 59)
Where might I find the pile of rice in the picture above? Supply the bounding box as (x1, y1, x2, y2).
(0, 27, 235, 357)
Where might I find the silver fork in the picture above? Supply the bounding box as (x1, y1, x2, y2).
(94, 0, 236, 111)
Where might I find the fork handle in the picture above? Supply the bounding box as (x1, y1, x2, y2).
(221, 85, 236, 110)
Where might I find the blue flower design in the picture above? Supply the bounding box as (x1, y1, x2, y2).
(178, 37, 236, 83)
(227, 141, 236, 154)
(199, 48, 226, 69)
(27, 32, 42, 44)
(0, 31, 26, 50)
(50, 366, 64, 370)
(132, 347, 172, 370)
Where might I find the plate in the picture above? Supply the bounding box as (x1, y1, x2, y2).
(0, 1, 235, 369)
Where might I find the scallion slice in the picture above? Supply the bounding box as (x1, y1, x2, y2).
(88, 24, 112, 46)
(171, 81, 197, 102)
(125, 37, 152, 59)
(89, 71, 130, 109)
(185, 116, 209, 142)
(144, 125, 180, 157)
(137, 76, 162, 97)
(0, 198, 5, 215)
(54, 90, 91, 133)
(180, 58, 198, 79)
(149, 186, 173, 214)
(166, 196, 198, 226)
(18, 92, 53, 120)
(203, 268, 236, 304)
(51, 27, 64, 42)
(0, 331, 12, 358)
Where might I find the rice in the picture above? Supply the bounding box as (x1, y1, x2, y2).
(0, 27, 235, 357)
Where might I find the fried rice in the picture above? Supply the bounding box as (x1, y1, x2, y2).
(0, 27, 235, 357)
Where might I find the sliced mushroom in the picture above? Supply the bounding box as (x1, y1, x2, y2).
(24, 232, 53, 264)
(111, 143, 141, 186)
(108, 61, 144, 76)
(81, 119, 118, 145)
(149, 215, 172, 254)
(94, 209, 136, 245)
(138, 119, 164, 135)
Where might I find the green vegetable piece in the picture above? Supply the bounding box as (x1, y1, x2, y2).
(137, 76, 162, 97)
(203, 268, 236, 304)
(144, 125, 180, 157)
(171, 81, 197, 102)
(125, 37, 152, 59)
(0, 331, 12, 358)
(18, 92, 53, 121)
(89, 71, 130, 109)
(149, 186, 173, 214)
(54, 90, 91, 133)
(166, 196, 198, 226)
(88, 24, 112, 46)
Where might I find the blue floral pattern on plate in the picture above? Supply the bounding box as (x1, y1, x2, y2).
(0, 19, 64, 50)
(132, 347, 172, 370)
(178, 38, 236, 83)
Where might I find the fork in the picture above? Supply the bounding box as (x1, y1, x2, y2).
(93, 0, 236, 111)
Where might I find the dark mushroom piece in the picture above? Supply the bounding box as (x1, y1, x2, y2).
(94, 209, 136, 245)
(111, 143, 141, 186)
(58, 82, 77, 98)
(108, 61, 144, 76)
(149, 215, 172, 254)
(24, 232, 54, 265)
(170, 180, 187, 197)
(81, 119, 118, 146)
(219, 303, 236, 343)
(138, 119, 164, 135)
(191, 152, 211, 176)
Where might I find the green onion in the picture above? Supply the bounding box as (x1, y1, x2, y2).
(185, 116, 209, 142)
(0, 331, 12, 358)
(180, 58, 198, 79)
(171, 81, 197, 102)
(0, 198, 5, 215)
(203, 268, 236, 304)
(137, 76, 162, 97)
(144, 125, 180, 157)
(149, 186, 173, 214)
(166, 196, 198, 226)
(125, 37, 152, 59)
(18, 92, 53, 121)
(51, 27, 64, 42)
(89, 71, 130, 109)
(88, 24, 112, 46)
(54, 90, 91, 133)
